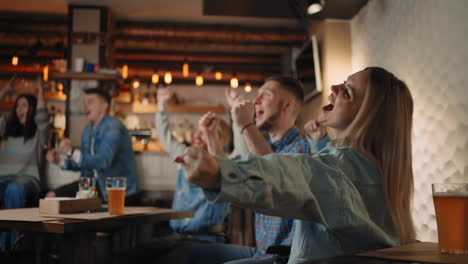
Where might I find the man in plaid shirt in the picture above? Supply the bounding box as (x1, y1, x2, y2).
(186, 76, 328, 264)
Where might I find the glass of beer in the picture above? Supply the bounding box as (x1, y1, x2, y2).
(106, 177, 126, 215)
(432, 183, 468, 254)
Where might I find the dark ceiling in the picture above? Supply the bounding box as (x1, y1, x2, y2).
(0, 0, 369, 84)
(204, 0, 369, 20)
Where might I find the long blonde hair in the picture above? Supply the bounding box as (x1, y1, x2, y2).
(336, 67, 415, 244)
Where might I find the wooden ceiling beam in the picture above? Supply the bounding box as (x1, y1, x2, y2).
(114, 39, 287, 55)
(114, 53, 279, 64)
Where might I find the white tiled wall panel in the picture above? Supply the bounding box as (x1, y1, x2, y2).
(351, 0, 468, 242)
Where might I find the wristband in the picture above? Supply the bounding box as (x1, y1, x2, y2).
(241, 122, 255, 134)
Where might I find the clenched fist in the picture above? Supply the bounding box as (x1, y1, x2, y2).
(181, 147, 221, 189)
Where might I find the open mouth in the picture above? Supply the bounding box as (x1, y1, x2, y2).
(322, 103, 334, 111)
(256, 110, 264, 119)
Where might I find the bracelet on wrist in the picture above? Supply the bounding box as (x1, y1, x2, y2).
(241, 122, 255, 134)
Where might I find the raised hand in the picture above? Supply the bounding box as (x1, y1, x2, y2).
(225, 88, 243, 107)
(0, 74, 16, 101)
(181, 147, 221, 189)
(157, 87, 172, 111)
(304, 120, 327, 141)
(58, 138, 73, 155)
(198, 112, 227, 155)
(231, 100, 255, 128)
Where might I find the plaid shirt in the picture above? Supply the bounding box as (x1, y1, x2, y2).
(254, 126, 310, 256)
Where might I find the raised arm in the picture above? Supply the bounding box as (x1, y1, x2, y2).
(155, 87, 187, 158)
(304, 119, 331, 154)
(0, 74, 15, 102)
(181, 146, 381, 230)
(34, 78, 49, 148)
(224, 88, 248, 157)
(231, 100, 273, 155)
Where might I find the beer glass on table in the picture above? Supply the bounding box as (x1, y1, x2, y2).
(106, 177, 126, 215)
(432, 183, 468, 254)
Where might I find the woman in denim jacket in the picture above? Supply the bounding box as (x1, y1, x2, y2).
(181, 67, 416, 264)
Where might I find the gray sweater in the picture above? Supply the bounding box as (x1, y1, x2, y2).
(0, 108, 49, 179)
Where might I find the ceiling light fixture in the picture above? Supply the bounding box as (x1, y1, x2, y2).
(307, 0, 324, 15)
(43, 65, 49, 82)
(244, 83, 252, 93)
(132, 78, 140, 89)
(164, 72, 172, 84)
(195, 74, 204, 86)
(182, 59, 189, 77)
(215, 71, 223, 80)
(152, 72, 160, 84)
(122, 65, 128, 79)
(11, 56, 19, 66)
(230, 75, 239, 88)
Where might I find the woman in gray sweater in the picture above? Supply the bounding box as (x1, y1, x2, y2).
(0, 76, 49, 250)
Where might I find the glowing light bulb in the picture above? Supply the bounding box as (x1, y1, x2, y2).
(244, 83, 252, 93)
(152, 73, 159, 84)
(43, 65, 49, 82)
(11, 56, 19, 66)
(215, 71, 222, 80)
(182, 62, 189, 77)
(164, 72, 172, 84)
(195, 75, 203, 86)
(132, 80, 140, 89)
(230, 77, 239, 88)
(122, 65, 128, 79)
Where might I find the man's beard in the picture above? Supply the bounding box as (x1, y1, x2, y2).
(258, 109, 281, 132)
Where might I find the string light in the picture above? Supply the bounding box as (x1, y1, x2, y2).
(122, 65, 128, 79)
(215, 71, 222, 80)
(43, 65, 49, 82)
(182, 61, 189, 77)
(230, 76, 239, 88)
(11, 56, 19, 66)
(195, 74, 203, 86)
(164, 72, 172, 84)
(244, 83, 252, 93)
(132, 79, 140, 89)
(152, 73, 159, 84)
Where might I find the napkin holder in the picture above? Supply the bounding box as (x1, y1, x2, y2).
(39, 198, 102, 214)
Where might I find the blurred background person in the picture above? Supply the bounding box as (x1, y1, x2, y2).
(45, 88, 138, 202)
(0, 76, 49, 250)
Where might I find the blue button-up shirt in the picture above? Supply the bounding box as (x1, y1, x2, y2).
(254, 126, 311, 256)
(64, 114, 138, 201)
(156, 111, 229, 242)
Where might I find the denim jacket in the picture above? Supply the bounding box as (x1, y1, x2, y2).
(205, 146, 397, 263)
(156, 111, 229, 242)
(64, 115, 138, 201)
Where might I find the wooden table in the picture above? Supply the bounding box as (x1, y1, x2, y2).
(294, 242, 468, 264)
(0, 207, 193, 264)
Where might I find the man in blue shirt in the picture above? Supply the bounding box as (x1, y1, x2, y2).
(187, 76, 328, 264)
(155, 87, 231, 243)
(46, 88, 138, 201)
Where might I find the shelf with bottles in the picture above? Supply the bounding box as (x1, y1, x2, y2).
(50, 71, 121, 81)
(112, 91, 226, 114)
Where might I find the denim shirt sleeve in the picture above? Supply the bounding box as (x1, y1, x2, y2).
(307, 135, 331, 154)
(79, 122, 122, 170)
(204, 149, 382, 232)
